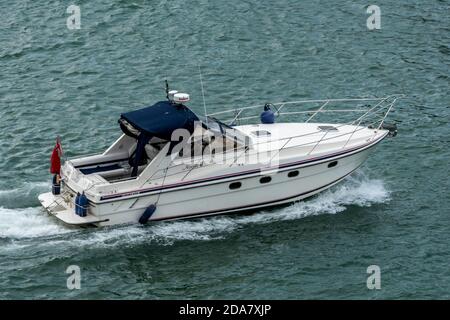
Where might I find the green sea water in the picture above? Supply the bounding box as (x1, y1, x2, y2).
(0, 0, 449, 299)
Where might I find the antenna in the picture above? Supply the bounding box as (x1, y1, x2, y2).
(198, 65, 208, 124)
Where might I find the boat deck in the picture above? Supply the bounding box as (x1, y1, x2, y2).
(38, 192, 107, 226)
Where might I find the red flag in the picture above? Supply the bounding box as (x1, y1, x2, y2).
(50, 138, 63, 174)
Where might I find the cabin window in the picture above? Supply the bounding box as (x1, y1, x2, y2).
(252, 130, 271, 137)
(259, 176, 272, 184)
(229, 182, 242, 190)
(328, 161, 338, 168)
(288, 170, 299, 178)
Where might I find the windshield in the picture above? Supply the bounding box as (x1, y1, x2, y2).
(205, 116, 248, 145)
(206, 116, 234, 134)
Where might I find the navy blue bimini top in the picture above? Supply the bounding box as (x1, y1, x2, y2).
(120, 101, 199, 140)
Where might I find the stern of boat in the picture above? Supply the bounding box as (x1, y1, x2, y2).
(38, 192, 107, 226)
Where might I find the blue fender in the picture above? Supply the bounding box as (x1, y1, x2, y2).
(75, 193, 81, 216)
(52, 174, 61, 195)
(139, 204, 156, 224)
(260, 110, 275, 124)
(79, 192, 88, 217)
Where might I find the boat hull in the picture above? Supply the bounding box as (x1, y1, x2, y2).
(39, 138, 380, 227)
(110, 143, 373, 225)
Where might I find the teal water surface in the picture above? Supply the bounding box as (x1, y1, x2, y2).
(0, 0, 449, 299)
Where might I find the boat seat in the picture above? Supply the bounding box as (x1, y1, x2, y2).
(79, 164, 122, 175)
(96, 168, 129, 178)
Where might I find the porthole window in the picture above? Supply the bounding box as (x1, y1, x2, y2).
(259, 176, 272, 184)
(328, 161, 338, 168)
(229, 182, 242, 190)
(288, 170, 299, 178)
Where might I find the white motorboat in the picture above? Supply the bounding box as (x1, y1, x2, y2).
(38, 87, 401, 227)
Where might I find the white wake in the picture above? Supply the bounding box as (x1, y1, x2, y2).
(0, 172, 390, 247)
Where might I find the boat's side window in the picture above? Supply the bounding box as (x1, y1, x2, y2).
(288, 170, 299, 178)
(229, 182, 242, 190)
(328, 161, 338, 168)
(259, 176, 272, 184)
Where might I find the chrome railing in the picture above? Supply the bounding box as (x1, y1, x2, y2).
(208, 95, 403, 126)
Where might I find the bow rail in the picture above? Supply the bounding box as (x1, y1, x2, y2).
(207, 94, 404, 129)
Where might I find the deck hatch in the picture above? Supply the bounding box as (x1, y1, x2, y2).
(318, 125, 338, 131)
(251, 130, 271, 137)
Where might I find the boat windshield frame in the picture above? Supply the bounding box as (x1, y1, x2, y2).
(205, 116, 248, 145)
